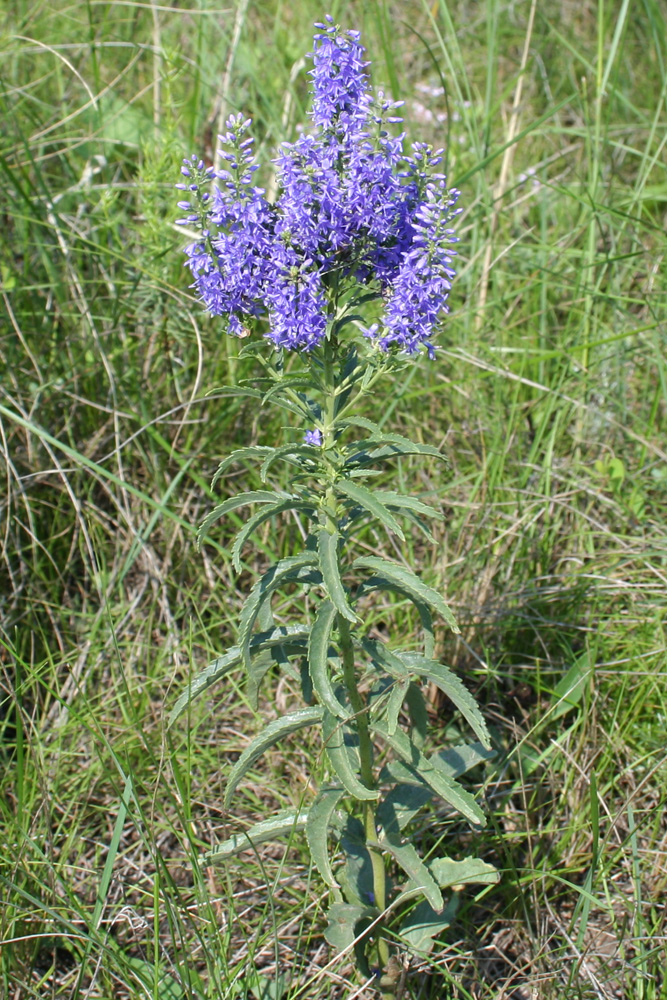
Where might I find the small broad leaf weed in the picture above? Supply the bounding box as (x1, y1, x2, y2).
(173, 14, 498, 995)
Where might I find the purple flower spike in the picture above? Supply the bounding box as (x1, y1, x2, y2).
(176, 17, 460, 358)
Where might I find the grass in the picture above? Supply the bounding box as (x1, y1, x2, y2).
(1, 0, 666, 996)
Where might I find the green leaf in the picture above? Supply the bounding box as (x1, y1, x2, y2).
(338, 818, 376, 908)
(322, 708, 378, 801)
(354, 556, 459, 634)
(399, 895, 459, 955)
(306, 786, 345, 887)
(376, 782, 433, 835)
(198, 490, 288, 548)
(338, 416, 384, 435)
(308, 600, 348, 718)
(225, 380, 308, 418)
(430, 742, 496, 779)
(360, 638, 411, 679)
(429, 856, 499, 889)
(204, 809, 307, 862)
(224, 707, 322, 807)
(238, 552, 319, 669)
(261, 376, 320, 407)
(335, 480, 405, 540)
(381, 741, 495, 790)
(324, 903, 377, 951)
(405, 682, 428, 747)
(168, 625, 311, 727)
(211, 446, 274, 488)
(385, 676, 410, 736)
(372, 833, 443, 912)
(318, 529, 358, 622)
(344, 434, 445, 468)
(372, 720, 485, 826)
(260, 442, 323, 481)
(231, 499, 316, 571)
(398, 652, 491, 749)
(374, 490, 444, 522)
(357, 577, 435, 656)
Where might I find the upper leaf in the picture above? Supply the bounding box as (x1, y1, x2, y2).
(354, 556, 459, 634)
(318, 529, 358, 622)
(168, 625, 311, 727)
(335, 480, 405, 540)
(224, 707, 323, 807)
(305, 785, 345, 887)
(231, 498, 317, 571)
(372, 719, 485, 826)
(198, 490, 289, 548)
(308, 600, 349, 719)
(203, 809, 307, 862)
(397, 652, 491, 749)
(211, 446, 274, 489)
(238, 552, 319, 669)
(322, 708, 378, 801)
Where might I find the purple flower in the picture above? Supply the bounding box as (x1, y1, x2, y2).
(304, 428, 323, 446)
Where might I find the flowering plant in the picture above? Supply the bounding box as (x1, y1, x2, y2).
(171, 17, 497, 996)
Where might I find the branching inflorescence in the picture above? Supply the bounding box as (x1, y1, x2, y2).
(172, 15, 497, 996)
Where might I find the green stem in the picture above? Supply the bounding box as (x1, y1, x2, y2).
(318, 338, 391, 987)
(338, 613, 390, 980)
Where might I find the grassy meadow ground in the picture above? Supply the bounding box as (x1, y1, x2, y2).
(1, 0, 666, 997)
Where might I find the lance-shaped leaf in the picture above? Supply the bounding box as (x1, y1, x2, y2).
(344, 436, 445, 469)
(324, 903, 378, 951)
(360, 638, 411, 680)
(354, 556, 459, 634)
(376, 782, 433, 836)
(398, 652, 491, 750)
(356, 577, 435, 656)
(318, 529, 358, 622)
(405, 682, 428, 747)
(370, 832, 443, 912)
(224, 707, 322, 807)
(218, 380, 308, 418)
(198, 490, 288, 548)
(431, 741, 496, 778)
(261, 376, 321, 407)
(372, 719, 485, 826)
(238, 552, 319, 669)
(384, 676, 410, 736)
(381, 741, 495, 788)
(339, 816, 375, 907)
(231, 499, 316, 571)
(306, 785, 345, 887)
(399, 895, 459, 955)
(338, 418, 444, 456)
(168, 625, 310, 727)
(335, 480, 405, 540)
(203, 809, 307, 862)
(308, 600, 348, 719)
(322, 709, 378, 801)
(260, 442, 323, 481)
(429, 856, 499, 889)
(211, 446, 274, 489)
(373, 490, 444, 522)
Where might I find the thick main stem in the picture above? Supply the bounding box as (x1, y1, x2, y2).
(318, 338, 392, 988)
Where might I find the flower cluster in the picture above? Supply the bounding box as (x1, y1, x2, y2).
(177, 15, 460, 356)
